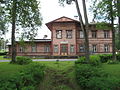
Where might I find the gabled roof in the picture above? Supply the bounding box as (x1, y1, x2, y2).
(46, 16, 80, 30)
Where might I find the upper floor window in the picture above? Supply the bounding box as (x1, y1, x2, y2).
(79, 44, 85, 52)
(44, 45, 50, 52)
(104, 30, 109, 38)
(66, 30, 72, 39)
(56, 30, 62, 39)
(91, 30, 97, 38)
(54, 45, 58, 53)
(80, 30, 84, 38)
(92, 44, 97, 53)
(31, 44, 37, 52)
(70, 45, 74, 53)
(104, 44, 109, 52)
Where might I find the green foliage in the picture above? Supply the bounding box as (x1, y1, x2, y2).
(89, 55, 101, 66)
(75, 64, 120, 90)
(75, 55, 101, 66)
(99, 54, 113, 63)
(96, 22, 111, 30)
(75, 56, 87, 64)
(107, 60, 119, 64)
(0, 52, 7, 56)
(16, 56, 32, 65)
(0, 63, 45, 89)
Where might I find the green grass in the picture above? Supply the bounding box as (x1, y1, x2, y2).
(0, 62, 26, 79)
(0, 61, 120, 90)
(102, 63, 120, 78)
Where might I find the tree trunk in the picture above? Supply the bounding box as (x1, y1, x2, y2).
(110, 0, 116, 60)
(117, 0, 120, 50)
(75, 0, 90, 62)
(11, 0, 17, 63)
(82, 0, 90, 61)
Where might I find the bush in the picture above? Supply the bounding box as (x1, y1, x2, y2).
(16, 56, 32, 65)
(20, 63, 45, 86)
(99, 54, 112, 63)
(90, 55, 101, 66)
(75, 55, 101, 66)
(0, 63, 45, 89)
(107, 60, 119, 64)
(75, 56, 87, 64)
(116, 53, 120, 61)
(0, 52, 7, 56)
(75, 64, 120, 90)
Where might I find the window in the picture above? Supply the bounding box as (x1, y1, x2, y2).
(104, 44, 109, 52)
(80, 30, 84, 38)
(54, 45, 58, 53)
(31, 44, 37, 52)
(70, 45, 74, 53)
(19, 46, 25, 52)
(56, 30, 62, 39)
(104, 30, 109, 38)
(44, 45, 50, 52)
(92, 45, 97, 53)
(66, 30, 72, 39)
(92, 30, 97, 38)
(79, 45, 85, 52)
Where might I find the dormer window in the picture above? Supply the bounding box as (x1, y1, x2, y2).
(66, 30, 72, 39)
(56, 30, 62, 39)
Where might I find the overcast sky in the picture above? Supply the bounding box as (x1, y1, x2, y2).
(6, 0, 93, 41)
(37, 0, 93, 39)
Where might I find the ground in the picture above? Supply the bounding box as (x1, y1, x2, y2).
(0, 61, 120, 90)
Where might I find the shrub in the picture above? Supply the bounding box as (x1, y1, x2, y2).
(116, 53, 120, 61)
(0, 52, 7, 56)
(99, 54, 112, 63)
(90, 55, 101, 66)
(75, 64, 120, 90)
(75, 56, 86, 64)
(0, 63, 45, 89)
(107, 60, 119, 64)
(16, 56, 32, 65)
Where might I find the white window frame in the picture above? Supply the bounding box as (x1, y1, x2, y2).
(104, 44, 109, 52)
(70, 45, 74, 53)
(56, 30, 62, 39)
(80, 30, 84, 38)
(31, 44, 37, 52)
(92, 45, 97, 53)
(104, 30, 109, 38)
(54, 45, 58, 53)
(44, 45, 50, 52)
(66, 30, 72, 39)
(79, 45, 85, 52)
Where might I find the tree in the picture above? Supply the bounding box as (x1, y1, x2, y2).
(2, 0, 42, 63)
(59, 0, 90, 61)
(90, 0, 116, 60)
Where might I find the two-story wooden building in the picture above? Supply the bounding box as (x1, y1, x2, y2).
(8, 16, 112, 57)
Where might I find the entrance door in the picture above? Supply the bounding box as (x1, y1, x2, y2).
(60, 44, 68, 56)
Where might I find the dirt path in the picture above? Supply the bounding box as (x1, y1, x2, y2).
(38, 67, 81, 90)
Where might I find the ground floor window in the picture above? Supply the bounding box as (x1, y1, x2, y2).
(104, 44, 109, 52)
(70, 45, 74, 53)
(19, 46, 25, 52)
(92, 44, 97, 53)
(31, 44, 37, 52)
(79, 44, 85, 52)
(54, 45, 58, 53)
(44, 45, 50, 52)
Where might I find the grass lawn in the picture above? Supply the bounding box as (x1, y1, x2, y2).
(0, 61, 120, 90)
(102, 63, 120, 78)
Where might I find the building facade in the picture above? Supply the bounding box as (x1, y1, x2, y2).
(8, 16, 112, 57)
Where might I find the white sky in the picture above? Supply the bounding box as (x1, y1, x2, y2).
(6, 0, 93, 41)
